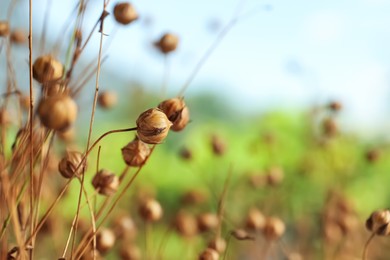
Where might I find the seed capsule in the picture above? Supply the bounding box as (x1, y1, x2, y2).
(207, 237, 226, 254)
(328, 101, 342, 112)
(114, 2, 138, 25)
(96, 228, 116, 254)
(136, 108, 172, 144)
(120, 244, 141, 260)
(197, 212, 219, 232)
(58, 151, 85, 178)
(139, 199, 163, 222)
(246, 208, 266, 231)
(10, 29, 26, 44)
(174, 212, 198, 237)
(37, 95, 77, 131)
(113, 214, 137, 240)
(211, 134, 226, 156)
(121, 136, 151, 166)
(366, 209, 390, 235)
(263, 217, 285, 240)
(199, 248, 219, 260)
(33, 55, 63, 83)
(98, 91, 117, 109)
(154, 33, 179, 54)
(92, 169, 119, 196)
(158, 98, 190, 131)
(0, 21, 10, 37)
(266, 166, 284, 186)
(231, 229, 255, 241)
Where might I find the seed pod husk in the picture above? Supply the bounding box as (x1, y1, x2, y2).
(119, 244, 141, 260)
(197, 212, 219, 232)
(263, 217, 285, 240)
(155, 33, 179, 54)
(38, 95, 77, 131)
(58, 151, 85, 178)
(136, 108, 172, 144)
(198, 248, 219, 260)
(158, 98, 190, 131)
(0, 21, 10, 37)
(33, 55, 63, 83)
(98, 91, 117, 109)
(114, 2, 138, 25)
(96, 228, 116, 254)
(366, 209, 390, 235)
(121, 136, 150, 166)
(92, 169, 119, 196)
(139, 199, 163, 222)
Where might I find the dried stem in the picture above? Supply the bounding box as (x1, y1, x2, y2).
(362, 233, 375, 260)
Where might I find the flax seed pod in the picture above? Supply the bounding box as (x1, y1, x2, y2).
(199, 248, 219, 260)
(10, 29, 26, 44)
(113, 214, 137, 240)
(96, 228, 116, 255)
(197, 212, 219, 232)
(136, 108, 172, 144)
(174, 212, 198, 237)
(98, 91, 117, 109)
(211, 134, 226, 156)
(92, 169, 119, 196)
(322, 117, 337, 137)
(366, 149, 380, 163)
(139, 199, 163, 222)
(114, 2, 138, 25)
(120, 244, 141, 260)
(179, 146, 192, 160)
(208, 237, 226, 254)
(121, 136, 150, 166)
(266, 166, 284, 186)
(328, 101, 342, 112)
(38, 95, 77, 131)
(231, 229, 254, 241)
(58, 151, 85, 178)
(154, 33, 179, 54)
(0, 21, 9, 37)
(246, 208, 266, 231)
(366, 209, 390, 235)
(33, 55, 63, 83)
(263, 217, 285, 240)
(158, 98, 190, 131)
(181, 189, 207, 205)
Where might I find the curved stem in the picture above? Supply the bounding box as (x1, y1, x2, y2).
(362, 233, 375, 260)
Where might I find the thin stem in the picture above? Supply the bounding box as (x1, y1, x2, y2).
(362, 233, 375, 260)
(222, 234, 232, 260)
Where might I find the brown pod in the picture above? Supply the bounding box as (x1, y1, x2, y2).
(33, 55, 63, 83)
(98, 91, 118, 109)
(197, 212, 219, 232)
(114, 2, 138, 25)
(174, 212, 198, 237)
(113, 214, 137, 240)
(139, 199, 163, 222)
(366, 209, 390, 235)
(328, 101, 342, 112)
(158, 98, 190, 131)
(211, 134, 227, 156)
(58, 151, 85, 178)
(231, 229, 255, 241)
(136, 108, 172, 144)
(263, 217, 285, 240)
(246, 208, 266, 231)
(207, 237, 226, 254)
(96, 228, 116, 255)
(92, 169, 119, 196)
(181, 189, 207, 205)
(155, 33, 179, 54)
(266, 166, 284, 186)
(0, 21, 10, 37)
(366, 149, 380, 163)
(121, 136, 151, 166)
(10, 29, 26, 44)
(179, 146, 192, 160)
(198, 248, 219, 260)
(37, 95, 77, 131)
(119, 244, 141, 260)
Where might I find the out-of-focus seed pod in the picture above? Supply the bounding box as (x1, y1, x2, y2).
(58, 151, 85, 179)
(0, 21, 10, 37)
(197, 212, 219, 232)
(121, 136, 150, 167)
(154, 33, 179, 54)
(198, 248, 219, 260)
(322, 117, 337, 137)
(246, 208, 266, 231)
(98, 91, 117, 109)
(211, 134, 226, 156)
(248, 172, 266, 188)
(174, 212, 198, 237)
(114, 2, 138, 25)
(366, 209, 390, 235)
(33, 55, 63, 83)
(266, 166, 284, 186)
(207, 237, 226, 254)
(80, 248, 102, 260)
(92, 169, 119, 196)
(0, 109, 10, 126)
(158, 98, 189, 131)
(136, 108, 172, 144)
(263, 217, 285, 240)
(181, 189, 207, 205)
(328, 101, 342, 112)
(10, 29, 26, 44)
(19, 95, 31, 111)
(179, 146, 192, 160)
(38, 95, 77, 131)
(231, 229, 255, 241)
(366, 149, 380, 163)
(113, 214, 137, 240)
(120, 244, 141, 260)
(139, 199, 163, 222)
(96, 228, 116, 255)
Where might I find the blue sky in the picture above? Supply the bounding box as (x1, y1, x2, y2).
(3, 0, 390, 135)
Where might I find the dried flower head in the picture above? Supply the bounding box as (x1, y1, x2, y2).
(136, 108, 172, 144)
(37, 95, 77, 131)
(366, 209, 390, 235)
(96, 228, 116, 254)
(155, 33, 179, 54)
(10, 29, 26, 44)
(174, 212, 198, 237)
(119, 244, 141, 260)
(0, 21, 10, 37)
(58, 151, 85, 179)
(98, 91, 118, 109)
(158, 98, 190, 131)
(197, 212, 219, 232)
(114, 2, 138, 25)
(246, 208, 266, 231)
(263, 217, 285, 240)
(121, 136, 151, 166)
(33, 55, 63, 83)
(198, 248, 219, 260)
(92, 169, 119, 196)
(139, 198, 163, 222)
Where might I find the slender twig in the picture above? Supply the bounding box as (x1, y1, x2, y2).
(362, 233, 375, 260)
